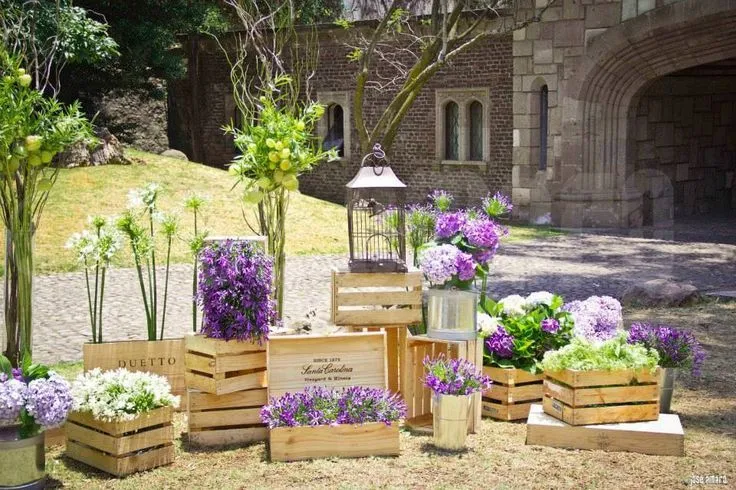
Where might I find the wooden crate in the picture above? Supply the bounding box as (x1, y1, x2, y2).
(187, 388, 268, 446)
(83, 339, 186, 408)
(482, 367, 543, 421)
(526, 404, 684, 456)
(269, 422, 400, 462)
(401, 335, 483, 434)
(66, 407, 174, 477)
(348, 325, 408, 395)
(185, 334, 267, 396)
(267, 332, 387, 398)
(543, 368, 660, 425)
(331, 269, 423, 326)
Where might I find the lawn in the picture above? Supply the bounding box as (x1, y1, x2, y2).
(46, 300, 735, 489)
(1, 149, 559, 275)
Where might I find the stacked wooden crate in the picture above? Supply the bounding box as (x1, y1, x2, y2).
(482, 367, 544, 421)
(185, 334, 268, 446)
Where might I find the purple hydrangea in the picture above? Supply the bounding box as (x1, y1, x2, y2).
(628, 323, 706, 376)
(0, 375, 27, 424)
(482, 192, 513, 218)
(24, 373, 73, 429)
(485, 326, 515, 359)
(260, 386, 405, 428)
(541, 318, 560, 334)
(563, 295, 622, 342)
(435, 211, 467, 238)
(455, 251, 477, 281)
(463, 218, 500, 249)
(198, 240, 276, 343)
(423, 355, 491, 396)
(419, 244, 477, 285)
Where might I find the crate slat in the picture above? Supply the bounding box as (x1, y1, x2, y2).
(337, 291, 422, 306)
(66, 441, 174, 477)
(546, 369, 659, 388)
(545, 381, 659, 407)
(189, 427, 268, 446)
(187, 388, 267, 447)
(269, 422, 400, 462)
(482, 367, 544, 421)
(333, 270, 422, 288)
(188, 388, 267, 411)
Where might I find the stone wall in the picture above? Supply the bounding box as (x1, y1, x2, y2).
(634, 74, 736, 218)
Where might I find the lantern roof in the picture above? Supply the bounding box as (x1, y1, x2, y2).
(346, 165, 406, 189)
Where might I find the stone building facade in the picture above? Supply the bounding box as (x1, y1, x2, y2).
(169, 0, 736, 227)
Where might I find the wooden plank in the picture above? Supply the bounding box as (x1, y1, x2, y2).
(185, 334, 264, 357)
(188, 407, 262, 429)
(543, 396, 659, 425)
(66, 422, 173, 456)
(188, 388, 267, 411)
(546, 368, 659, 388)
(387, 327, 399, 394)
(189, 427, 268, 446)
(185, 371, 216, 394)
(482, 399, 536, 421)
(83, 339, 184, 375)
(215, 351, 267, 373)
(336, 291, 422, 307)
(269, 422, 400, 462)
(397, 326, 408, 397)
(67, 407, 172, 437)
(267, 332, 387, 397)
(526, 404, 684, 456)
(45, 425, 66, 447)
(333, 271, 422, 288)
(484, 366, 543, 386)
(185, 352, 215, 375)
(334, 308, 421, 326)
(66, 441, 174, 477)
(544, 380, 658, 407)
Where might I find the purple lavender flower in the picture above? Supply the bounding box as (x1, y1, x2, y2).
(482, 192, 513, 218)
(454, 251, 477, 281)
(628, 323, 706, 376)
(485, 326, 515, 359)
(0, 376, 27, 424)
(260, 386, 405, 428)
(198, 240, 276, 343)
(463, 218, 500, 249)
(24, 373, 73, 429)
(429, 189, 454, 212)
(563, 295, 622, 342)
(541, 318, 560, 334)
(435, 211, 467, 238)
(423, 355, 491, 396)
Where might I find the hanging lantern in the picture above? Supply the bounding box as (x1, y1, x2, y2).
(346, 144, 408, 273)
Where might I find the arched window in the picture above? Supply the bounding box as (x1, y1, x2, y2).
(444, 101, 459, 160)
(539, 85, 549, 171)
(324, 103, 345, 157)
(468, 100, 483, 161)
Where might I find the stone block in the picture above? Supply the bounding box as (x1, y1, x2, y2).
(636, 116, 649, 141)
(533, 40, 554, 64)
(584, 28, 607, 46)
(513, 40, 534, 57)
(513, 187, 532, 206)
(513, 92, 532, 114)
(514, 28, 527, 42)
(534, 63, 558, 75)
(525, 23, 541, 41)
(638, 141, 656, 160)
(676, 164, 689, 182)
(563, 0, 584, 19)
(622, 0, 637, 20)
(585, 4, 620, 28)
(514, 114, 538, 129)
(513, 129, 521, 147)
(514, 57, 533, 75)
(655, 123, 674, 147)
(638, 0, 655, 15)
(553, 20, 585, 47)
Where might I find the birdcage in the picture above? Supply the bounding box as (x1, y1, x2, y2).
(346, 144, 407, 273)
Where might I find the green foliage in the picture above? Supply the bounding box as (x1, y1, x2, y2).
(540, 334, 660, 373)
(481, 295, 574, 373)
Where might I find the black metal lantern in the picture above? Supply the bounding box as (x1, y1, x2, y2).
(346, 144, 408, 273)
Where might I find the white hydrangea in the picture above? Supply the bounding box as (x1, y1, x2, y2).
(525, 291, 555, 308)
(72, 368, 180, 422)
(477, 313, 501, 336)
(499, 294, 526, 316)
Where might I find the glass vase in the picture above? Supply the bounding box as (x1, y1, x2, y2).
(4, 228, 34, 366)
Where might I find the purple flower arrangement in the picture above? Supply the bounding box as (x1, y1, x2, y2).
(0, 356, 73, 438)
(563, 295, 622, 343)
(481, 292, 574, 372)
(423, 355, 492, 396)
(627, 323, 706, 376)
(418, 190, 510, 290)
(197, 240, 276, 343)
(260, 386, 406, 428)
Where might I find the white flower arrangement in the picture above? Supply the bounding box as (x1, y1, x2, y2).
(71, 368, 179, 422)
(477, 313, 501, 336)
(525, 291, 555, 308)
(498, 294, 526, 316)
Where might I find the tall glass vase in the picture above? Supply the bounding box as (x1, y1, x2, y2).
(4, 228, 34, 366)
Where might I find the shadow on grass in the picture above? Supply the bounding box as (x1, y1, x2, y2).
(180, 432, 270, 461)
(418, 441, 473, 457)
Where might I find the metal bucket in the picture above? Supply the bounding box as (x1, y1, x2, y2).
(0, 427, 45, 489)
(432, 394, 470, 450)
(659, 367, 677, 413)
(426, 289, 478, 341)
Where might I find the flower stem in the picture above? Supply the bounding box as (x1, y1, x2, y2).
(98, 268, 106, 343)
(160, 236, 172, 340)
(84, 267, 96, 343)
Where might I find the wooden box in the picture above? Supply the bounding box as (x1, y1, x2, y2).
(331, 269, 423, 326)
(83, 339, 186, 407)
(482, 367, 543, 421)
(543, 368, 660, 425)
(401, 335, 483, 434)
(185, 334, 267, 396)
(187, 388, 268, 446)
(65, 407, 174, 477)
(526, 404, 684, 456)
(269, 422, 400, 462)
(267, 332, 387, 398)
(348, 325, 408, 395)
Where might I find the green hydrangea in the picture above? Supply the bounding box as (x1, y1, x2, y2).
(540, 333, 660, 372)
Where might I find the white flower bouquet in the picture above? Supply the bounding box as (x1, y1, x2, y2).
(71, 368, 180, 422)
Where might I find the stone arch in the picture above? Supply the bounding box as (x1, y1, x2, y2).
(558, 0, 736, 226)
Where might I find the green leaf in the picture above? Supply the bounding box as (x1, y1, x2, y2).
(0, 354, 12, 377)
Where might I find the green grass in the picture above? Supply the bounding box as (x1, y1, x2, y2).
(1, 149, 559, 274)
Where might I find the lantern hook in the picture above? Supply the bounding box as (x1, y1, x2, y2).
(361, 143, 387, 176)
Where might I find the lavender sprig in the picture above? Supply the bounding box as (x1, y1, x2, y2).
(627, 323, 706, 376)
(423, 355, 492, 396)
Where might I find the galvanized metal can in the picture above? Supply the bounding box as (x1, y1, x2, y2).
(0, 427, 45, 490)
(426, 289, 478, 341)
